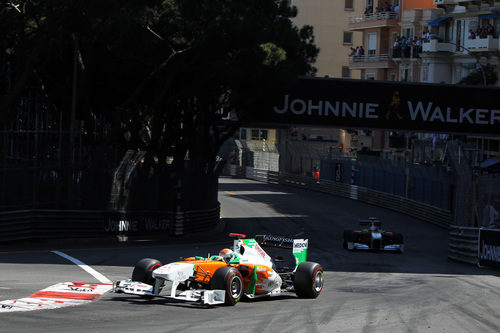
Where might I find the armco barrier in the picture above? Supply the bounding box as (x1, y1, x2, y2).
(0, 205, 220, 243)
(170, 205, 221, 236)
(277, 171, 451, 229)
(448, 226, 478, 265)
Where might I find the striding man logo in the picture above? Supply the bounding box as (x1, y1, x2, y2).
(385, 90, 403, 120)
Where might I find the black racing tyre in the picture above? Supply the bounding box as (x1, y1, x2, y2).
(131, 258, 162, 286)
(294, 261, 324, 298)
(210, 266, 243, 306)
(343, 230, 353, 249)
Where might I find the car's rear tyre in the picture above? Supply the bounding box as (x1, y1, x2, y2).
(294, 261, 324, 298)
(210, 266, 243, 306)
(131, 258, 162, 286)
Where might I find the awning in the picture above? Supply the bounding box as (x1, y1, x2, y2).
(428, 16, 451, 26)
(478, 13, 499, 19)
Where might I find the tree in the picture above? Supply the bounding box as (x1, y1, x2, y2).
(1, 0, 318, 211)
(458, 64, 498, 86)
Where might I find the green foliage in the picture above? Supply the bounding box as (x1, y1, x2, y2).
(458, 64, 498, 86)
(1, 0, 318, 172)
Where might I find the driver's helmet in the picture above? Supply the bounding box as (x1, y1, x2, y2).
(369, 223, 377, 232)
(219, 248, 235, 263)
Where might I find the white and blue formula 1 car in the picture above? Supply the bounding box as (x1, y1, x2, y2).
(343, 218, 404, 253)
(113, 233, 324, 306)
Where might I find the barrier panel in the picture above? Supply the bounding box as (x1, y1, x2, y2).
(448, 226, 479, 265)
(0, 205, 220, 243)
(478, 228, 500, 269)
(276, 171, 451, 229)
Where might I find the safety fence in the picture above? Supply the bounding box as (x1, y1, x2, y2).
(448, 226, 479, 265)
(0, 205, 220, 243)
(238, 167, 452, 229)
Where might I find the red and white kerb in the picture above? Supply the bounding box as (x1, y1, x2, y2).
(0, 282, 112, 312)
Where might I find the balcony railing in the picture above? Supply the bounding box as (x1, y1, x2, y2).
(348, 12, 400, 24)
(422, 39, 455, 53)
(464, 36, 499, 52)
(422, 37, 499, 53)
(349, 54, 392, 63)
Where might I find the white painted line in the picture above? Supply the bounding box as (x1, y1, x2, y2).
(51, 251, 112, 284)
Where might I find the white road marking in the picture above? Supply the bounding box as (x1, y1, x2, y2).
(51, 251, 112, 284)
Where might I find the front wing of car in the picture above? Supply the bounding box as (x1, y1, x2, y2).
(347, 242, 404, 252)
(113, 279, 226, 305)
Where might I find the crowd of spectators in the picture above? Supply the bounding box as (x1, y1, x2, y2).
(349, 46, 365, 60)
(392, 34, 426, 59)
(364, 1, 399, 16)
(468, 24, 496, 39)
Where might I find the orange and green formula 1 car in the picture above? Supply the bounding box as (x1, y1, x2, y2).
(113, 233, 324, 306)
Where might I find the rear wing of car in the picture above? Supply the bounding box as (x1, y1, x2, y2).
(359, 219, 381, 228)
(254, 235, 308, 268)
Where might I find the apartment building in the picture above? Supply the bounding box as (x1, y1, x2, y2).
(292, 0, 364, 78)
(345, 1, 438, 157)
(420, 0, 500, 159)
(241, 1, 366, 158)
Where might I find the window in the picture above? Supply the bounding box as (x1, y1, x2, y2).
(342, 66, 351, 78)
(366, 73, 376, 80)
(400, 67, 411, 82)
(402, 27, 414, 39)
(251, 129, 268, 141)
(422, 66, 429, 82)
(343, 32, 353, 45)
(345, 0, 353, 10)
(368, 33, 377, 56)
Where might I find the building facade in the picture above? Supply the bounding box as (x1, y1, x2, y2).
(420, 0, 500, 159)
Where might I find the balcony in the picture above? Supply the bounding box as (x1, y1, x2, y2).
(348, 12, 400, 30)
(433, 0, 459, 5)
(421, 40, 455, 53)
(349, 54, 397, 69)
(463, 35, 499, 52)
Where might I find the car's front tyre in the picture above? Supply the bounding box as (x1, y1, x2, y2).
(210, 266, 243, 306)
(131, 258, 162, 286)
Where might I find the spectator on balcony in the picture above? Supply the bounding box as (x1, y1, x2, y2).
(358, 46, 365, 56)
(468, 29, 476, 39)
(392, 38, 401, 58)
(364, 5, 373, 16)
(422, 29, 431, 42)
(412, 37, 422, 58)
(486, 24, 495, 36)
(477, 27, 487, 38)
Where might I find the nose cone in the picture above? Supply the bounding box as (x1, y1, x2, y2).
(153, 262, 195, 282)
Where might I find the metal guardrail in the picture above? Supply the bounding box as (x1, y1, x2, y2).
(0, 205, 221, 243)
(170, 205, 220, 236)
(246, 167, 269, 182)
(241, 168, 452, 229)
(279, 172, 451, 229)
(448, 226, 478, 265)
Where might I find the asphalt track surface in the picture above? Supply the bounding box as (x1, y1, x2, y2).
(1, 177, 499, 333)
